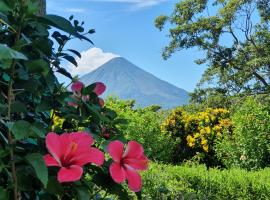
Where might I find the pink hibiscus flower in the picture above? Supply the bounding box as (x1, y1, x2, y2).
(108, 140, 149, 192)
(71, 81, 84, 93)
(94, 82, 106, 96)
(44, 132, 104, 183)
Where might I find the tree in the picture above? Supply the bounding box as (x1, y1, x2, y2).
(155, 0, 270, 100)
(37, 0, 46, 16)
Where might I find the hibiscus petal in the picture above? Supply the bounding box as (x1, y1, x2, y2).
(69, 132, 94, 146)
(57, 165, 83, 183)
(109, 162, 126, 183)
(46, 132, 63, 164)
(71, 81, 84, 92)
(94, 82, 106, 96)
(108, 140, 124, 162)
(43, 154, 60, 167)
(72, 147, 105, 166)
(123, 141, 144, 159)
(125, 168, 142, 192)
(124, 156, 149, 170)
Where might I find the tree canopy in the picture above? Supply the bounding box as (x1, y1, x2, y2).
(155, 0, 270, 100)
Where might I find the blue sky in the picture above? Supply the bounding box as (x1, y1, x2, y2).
(47, 0, 206, 92)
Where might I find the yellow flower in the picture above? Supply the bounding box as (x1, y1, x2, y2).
(202, 144, 209, 152)
(201, 138, 207, 145)
(205, 126, 211, 134)
(52, 114, 65, 131)
(194, 132, 200, 139)
(186, 135, 195, 148)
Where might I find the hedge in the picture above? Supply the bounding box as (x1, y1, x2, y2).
(140, 163, 270, 200)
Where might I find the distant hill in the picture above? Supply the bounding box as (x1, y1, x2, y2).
(80, 57, 189, 109)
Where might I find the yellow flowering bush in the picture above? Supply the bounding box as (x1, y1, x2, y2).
(161, 107, 231, 165)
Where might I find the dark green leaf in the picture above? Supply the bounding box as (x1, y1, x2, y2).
(88, 29, 95, 34)
(40, 15, 81, 39)
(46, 177, 63, 194)
(0, 186, 9, 199)
(68, 49, 81, 58)
(26, 153, 48, 187)
(45, 72, 57, 93)
(9, 120, 31, 140)
(56, 67, 73, 79)
(2, 73, 10, 81)
(30, 122, 46, 138)
(0, 1, 11, 13)
(36, 100, 53, 112)
(76, 187, 90, 200)
(25, 59, 50, 76)
(0, 44, 28, 61)
(63, 55, 77, 67)
(11, 101, 27, 113)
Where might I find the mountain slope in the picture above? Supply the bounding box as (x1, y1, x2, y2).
(80, 57, 189, 108)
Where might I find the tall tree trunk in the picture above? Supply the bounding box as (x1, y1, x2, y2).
(37, 0, 46, 16)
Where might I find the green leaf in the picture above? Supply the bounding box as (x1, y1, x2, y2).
(26, 153, 48, 187)
(46, 177, 63, 194)
(39, 15, 93, 44)
(68, 49, 81, 58)
(45, 74, 56, 94)
(0, 186, 9, 200)
(63, 55, 77, 67)
(0, 44, 28, 60)
(9, 120, 31, 140)
(0, 1, 11, 13)
(11, 101, 27, 113)
(40, 15, 79, 37)
(36, 99, 53, 112)
(25, 59, 49, 76)
(76, 187, 90, 200)
(30, 122, 46, 138)
(2, 72, 10, 81)
(56, 67, 73, 79)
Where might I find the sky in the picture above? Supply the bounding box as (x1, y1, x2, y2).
(47, 0, 206, 92)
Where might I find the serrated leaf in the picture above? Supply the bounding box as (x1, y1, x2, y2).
(0, 44, 28, 61)
(26, 153, 48, 187)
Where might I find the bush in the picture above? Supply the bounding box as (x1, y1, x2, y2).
(215, 97, 270, 170)
(161, 107, 231, 166)
(106, 97, 176, 163)
(141, 163, 270, 200)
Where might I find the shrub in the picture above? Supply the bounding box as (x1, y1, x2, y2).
(215, 97, 270, 170)
(161, 107, 231, 166)
(141, 163, 270, 200)
(106, 97, 176, 163)
(0, 2, 149, 198)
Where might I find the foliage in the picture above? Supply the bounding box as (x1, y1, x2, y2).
(161, 107, 231, 166)
(215, 97, 270, 170)
(0, 1, 147, 199)
(155, 0, 270, 98)
(141, 163, 270, 200)
(106, 97, 176, 163)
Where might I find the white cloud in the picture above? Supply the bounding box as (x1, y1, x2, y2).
(87, 0, 167, 8)
(68, 47, 120, 76)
